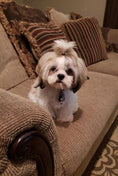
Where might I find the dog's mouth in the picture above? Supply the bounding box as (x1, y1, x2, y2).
(52, 80, 66, 89)
(48, 77, 72, 90)
(56, 80, 63, 83)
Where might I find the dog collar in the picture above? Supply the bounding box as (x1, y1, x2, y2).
(58, 90, 65, 104)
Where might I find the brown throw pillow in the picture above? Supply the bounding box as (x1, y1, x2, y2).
(62, 17, 107, 66)
(0, 1, 48, 78)
(19, 22, 67, 60)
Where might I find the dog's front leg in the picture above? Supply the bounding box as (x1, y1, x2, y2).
(56, 105, 74, 123)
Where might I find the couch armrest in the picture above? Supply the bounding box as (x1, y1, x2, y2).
(0, 89, 60, 176)
(8, 129, 53, 176)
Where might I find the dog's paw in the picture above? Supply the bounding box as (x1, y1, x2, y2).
(57, 115, 74, 123)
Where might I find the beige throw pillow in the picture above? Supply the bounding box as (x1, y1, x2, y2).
(47, 7, 70, 26)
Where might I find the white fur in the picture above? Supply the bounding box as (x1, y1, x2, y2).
(28, 40, 87, 123)
(29, 84, 78, 122)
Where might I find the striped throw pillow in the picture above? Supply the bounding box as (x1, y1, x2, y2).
(62, 17, 107, 66)
(19, 22, 67, 60)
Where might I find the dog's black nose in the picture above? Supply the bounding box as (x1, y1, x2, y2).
(57, 74, 65, 80)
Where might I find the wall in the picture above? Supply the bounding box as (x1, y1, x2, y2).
(15, 0, 106, 26)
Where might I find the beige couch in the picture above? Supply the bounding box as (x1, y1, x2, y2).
(0, 1, 118, 176)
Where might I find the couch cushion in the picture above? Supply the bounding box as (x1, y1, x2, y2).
(9, 72, 118, 176)
(56, 72, 118, 176)
(62, 17, 107, 66)
(88, 52, 118, 76)
(0, 23, 28, 90)
(9, 79, 33, 98)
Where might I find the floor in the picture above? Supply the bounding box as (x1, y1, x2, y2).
(83, 117, 118, 176)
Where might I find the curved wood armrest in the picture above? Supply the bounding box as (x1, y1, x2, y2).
(7, 129, 54, 176)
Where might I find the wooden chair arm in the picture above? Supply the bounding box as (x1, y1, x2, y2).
(7, 129, 54, 176)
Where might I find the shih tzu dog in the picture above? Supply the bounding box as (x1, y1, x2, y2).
(29, 40, 87, 122)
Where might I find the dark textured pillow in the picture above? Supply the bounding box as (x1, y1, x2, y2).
(0, 1, 48, 78)
(70, 12, 82, 20)
(62, 17, 108, 66)
(105, 41, 118, 53)
(19, 22, 67, 59)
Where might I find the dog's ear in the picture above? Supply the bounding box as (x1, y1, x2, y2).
(72, 77, 81, 93)
(34, 77, 45, 89)
(72, 58, 88, 93)
(34, 62, 45, 89)
(72, 76, 89, 93)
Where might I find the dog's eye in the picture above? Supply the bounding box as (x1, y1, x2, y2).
(50, 66, 56, 72)
(66, 68, 73, 75)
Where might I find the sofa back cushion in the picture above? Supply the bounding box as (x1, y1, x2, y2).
(62, 17, 108, 66)
(0, 23, 28, 90)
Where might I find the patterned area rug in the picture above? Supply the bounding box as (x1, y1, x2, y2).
(83, 117, 118, 176)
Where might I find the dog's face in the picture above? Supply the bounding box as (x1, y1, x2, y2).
(35, 40, 87, 92)
(45, 55, 75, 89)
(36, 53, 87, 92)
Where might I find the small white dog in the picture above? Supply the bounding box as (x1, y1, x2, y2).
(29, 40, 87, 122)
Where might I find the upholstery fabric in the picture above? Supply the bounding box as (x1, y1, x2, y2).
(47, 7, 70, 26)
(8, 72, 118, 176)
(0, 22, 28, 90)
(0, 89, 61, 176)
(57, 72, 118, 176)
(19, 22, 67, 60)
(0, 1, 48, 78)
(62, 17, 108, 66)
(9, 79, 34, 98)
(88, 52, 118, 76)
